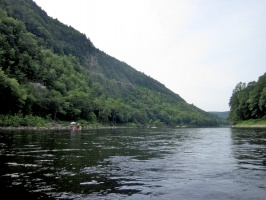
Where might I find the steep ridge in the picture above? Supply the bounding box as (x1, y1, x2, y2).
(0, 0, 225, 127)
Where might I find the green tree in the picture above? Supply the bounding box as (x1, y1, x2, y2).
(0, 68, 27, 114)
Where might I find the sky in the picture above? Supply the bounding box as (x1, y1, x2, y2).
(33, 0, 266, 112)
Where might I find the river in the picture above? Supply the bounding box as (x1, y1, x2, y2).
(0, 127, 265, 199)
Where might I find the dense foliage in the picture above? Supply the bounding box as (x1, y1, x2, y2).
(0, 0, 225, 127)
(229, 73, 266, 124)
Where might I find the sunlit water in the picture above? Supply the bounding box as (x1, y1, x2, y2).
(0, 127, 265, 199)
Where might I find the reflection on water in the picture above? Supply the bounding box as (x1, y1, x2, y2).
(0, 128, 265, 199)
(231, 128, 266, 169)
(230, 128, 266, 198)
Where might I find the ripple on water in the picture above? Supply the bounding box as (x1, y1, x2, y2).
(0, 128, 266, 200)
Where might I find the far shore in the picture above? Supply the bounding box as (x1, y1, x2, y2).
(1, 125, 266, 131)
(0, 125, 133, 131)
(231, 125, 266, 128)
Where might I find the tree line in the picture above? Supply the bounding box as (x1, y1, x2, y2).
(229, 73, 266, 124)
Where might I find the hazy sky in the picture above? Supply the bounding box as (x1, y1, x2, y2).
(33, 0, 266, 112)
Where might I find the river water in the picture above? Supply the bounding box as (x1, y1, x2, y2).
(0, 127, 265, 199)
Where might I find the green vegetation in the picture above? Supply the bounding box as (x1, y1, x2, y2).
(229, 73, 266, 125)
(208, 111, 230, 127)
(0, 113, 46, 127)
(233, 119, 266, 127)
(0, 0, 227, 127)
(209, 111, 229, 120)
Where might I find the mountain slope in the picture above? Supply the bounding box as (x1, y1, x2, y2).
(208, 111, 230, 126)
(0, 0, 223, 127)
(209, 111, 229, 120)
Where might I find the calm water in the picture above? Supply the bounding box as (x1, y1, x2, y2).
(0, 127, 265, 200)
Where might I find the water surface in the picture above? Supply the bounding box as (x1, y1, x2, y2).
(0, 127, 265, 199)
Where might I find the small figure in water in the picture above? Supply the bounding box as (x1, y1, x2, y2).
(73, 123, 82, 131)
(76, 123, 82, 130)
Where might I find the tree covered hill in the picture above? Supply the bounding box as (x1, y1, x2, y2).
(229, 72, 266, 124)
(208, 111, 230, 126)
(0, 0, 224, 127)
(209, 111, 229, 120)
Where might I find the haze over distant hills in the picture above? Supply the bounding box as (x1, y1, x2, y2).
(209, 111, 229, 119)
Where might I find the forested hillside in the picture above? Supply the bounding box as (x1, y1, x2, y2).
(229, 73, 266, 124)
(0, 0, 225, 127)
(209, 111, 229, 120)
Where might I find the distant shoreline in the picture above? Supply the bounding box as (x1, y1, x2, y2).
(1, 125, 266, 131)
(231, 125, 266, 128)
(0, 125, 131, 131)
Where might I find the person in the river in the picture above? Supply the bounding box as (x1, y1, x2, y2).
(76, 123, 81, 130)
(72, 123, 81, 131)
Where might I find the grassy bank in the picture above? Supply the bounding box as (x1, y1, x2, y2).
(232, 119, 266, 128)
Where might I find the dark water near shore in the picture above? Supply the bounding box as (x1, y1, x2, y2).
(0, 127, 265, 199)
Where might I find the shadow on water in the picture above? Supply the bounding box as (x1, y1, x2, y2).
(0, 128, 265, 199)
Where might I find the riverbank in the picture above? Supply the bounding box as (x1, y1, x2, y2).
(231, 125, 266, 128)
(231, 119, 266, 128)
(1, 124, 266, 130)
(0, 125, 133, 131)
